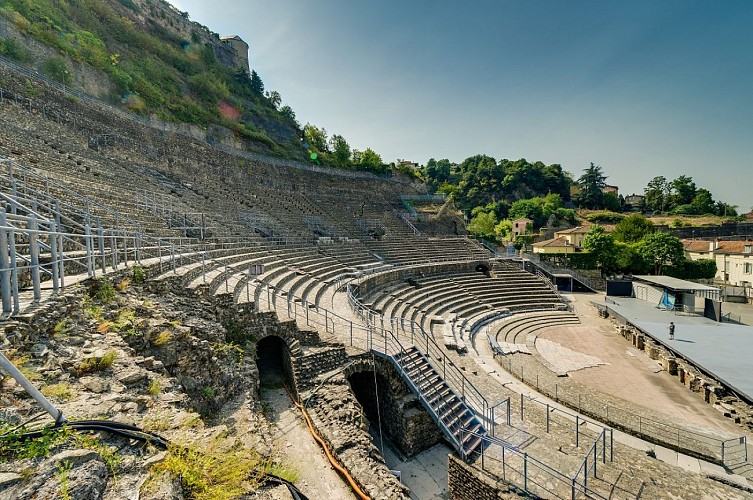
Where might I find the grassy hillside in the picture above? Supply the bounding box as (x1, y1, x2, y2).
(0, 0, 303, 157)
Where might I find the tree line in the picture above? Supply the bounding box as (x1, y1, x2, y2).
(581, 214, 715, 279)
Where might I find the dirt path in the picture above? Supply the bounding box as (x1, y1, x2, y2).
(539, 294, 742, 434)
(261, 386, 356, 500)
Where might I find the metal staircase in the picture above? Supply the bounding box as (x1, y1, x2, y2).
(376, 344, 489, 460)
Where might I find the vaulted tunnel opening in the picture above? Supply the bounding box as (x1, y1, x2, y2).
(347, 362, 443, 459)
(255, 335, 291, 388)
(347, 370, 387, 434)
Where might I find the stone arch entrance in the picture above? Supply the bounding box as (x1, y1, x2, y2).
(256, 335, 293, 388)
(347, 369, 388, 432)
(346, 359, 443, 458)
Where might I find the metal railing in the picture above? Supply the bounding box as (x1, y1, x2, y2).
(524, 254, 603, 292)
(500, 354, 748, 466)
(247, 276, 487, 459)
(345, 284, 491, 427)
(460, 429, 612, 500)
(398, 212, 420, 235)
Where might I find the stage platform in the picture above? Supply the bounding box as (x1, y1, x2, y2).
(602, 297, 753, 402)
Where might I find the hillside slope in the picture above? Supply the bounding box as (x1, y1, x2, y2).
(0, 0, 303, 157)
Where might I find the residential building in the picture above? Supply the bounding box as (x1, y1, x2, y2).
(532, 224, 615, 254)
(512, 217, 533, 236)
(624, 193, 645, 211)
(684, 239, 753, 288)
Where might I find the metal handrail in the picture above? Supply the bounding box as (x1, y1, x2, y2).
(346, 283, 491, 424)
(458, 429, 609, 500)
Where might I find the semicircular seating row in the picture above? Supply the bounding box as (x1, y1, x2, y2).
(487, 310, 581, 357)
(356, 262, 577, 353)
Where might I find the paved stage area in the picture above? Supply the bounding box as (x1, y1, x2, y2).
(604, 297, 753, 402)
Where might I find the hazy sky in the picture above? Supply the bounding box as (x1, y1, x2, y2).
(168, 0, 753, 210)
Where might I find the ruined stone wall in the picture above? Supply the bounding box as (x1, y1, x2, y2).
(611, 321, 753, 430)
(447, 455, 518, 500)
(345, 357, 443, 457)
(0, 60, 405, 191)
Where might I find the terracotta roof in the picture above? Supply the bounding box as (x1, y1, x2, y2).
(532, 236, 572, 248)
(715, 241, 753, 255)
(555, 226, 590, 234)
(555, 224, 615, 235)
(683, 240, 711, 252)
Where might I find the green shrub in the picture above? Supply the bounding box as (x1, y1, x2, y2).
(93, 279, 117, 303)
(665, 258, 716, 280)
(40, 382, 74, 401)
(132, 264, 146, 284)
(152, 439, 267, 500)
(148, 378, 161, 396)
(75, 350, 116, 376)
(42, 57, 70, 84)
(0, 425, 71, 460)
(0, 36, 32, 63)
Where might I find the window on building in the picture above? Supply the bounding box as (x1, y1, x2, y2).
(745, 263, 753, 274)
(745, 245, 752, 253)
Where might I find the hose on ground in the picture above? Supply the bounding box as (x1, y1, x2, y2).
(284, 383, 371, 500)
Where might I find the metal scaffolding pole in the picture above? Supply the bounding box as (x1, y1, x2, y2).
(97, 223, 106, 274)
(7, 223, 19, 314)
(0, 351, 64, 424)
(84, 224, 94, 277)
(28, 215, 41, 303)
(0, 211, 12, 314)
(49, 220, 59, 294)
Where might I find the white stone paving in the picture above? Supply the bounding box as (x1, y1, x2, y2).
(534, 338, 607, 374)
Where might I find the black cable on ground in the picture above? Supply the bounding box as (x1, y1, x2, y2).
(1, 420, 309, 500)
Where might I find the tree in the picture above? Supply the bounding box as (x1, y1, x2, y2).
(576, 163, 606, 209)
(603, 192, 621, 212)
(494, 219, 513, 239)
(303, 123, 328, 153)
(508, 199, 544, 228)
(358, 148, 384, 173)
(266, 90, 281, 109)
(691, 188, 715, 214)
(612, 214, 655, 244)
(636, 232, 685, 275)
(582, 225, 617, 273)
(644, 176, 669, 213)
(250, 70, 264, 94)
(467, 211, 497, 238)
(424, 158, 453, 192)
(669, 175, 696, 209)
(328, 134, 351, 167)
(716, 202, 738, 217)
(279, 105, 297, 124)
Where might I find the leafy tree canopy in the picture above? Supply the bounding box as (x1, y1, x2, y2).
(612, 214, 655, 244)
(582, 225, 617, 272)
(423, 155, 572, 213)
(636, 232, 685, 275)
(467, 210, 497, 238)
(575, 163, 606, 209)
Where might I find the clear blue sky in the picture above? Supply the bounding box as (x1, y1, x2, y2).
(168, 0, 753, 211)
